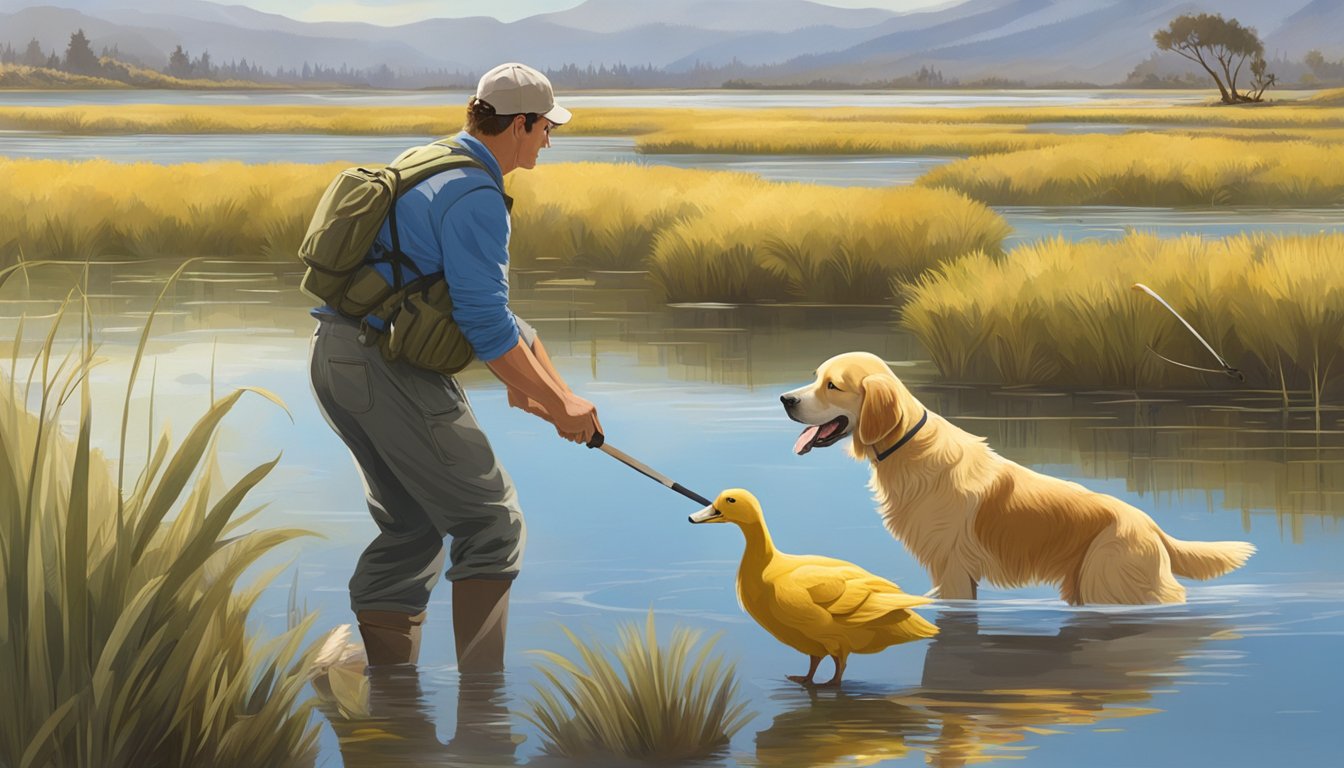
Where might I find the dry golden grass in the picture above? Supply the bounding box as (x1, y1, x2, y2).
(0, 62, 276, 91)
(636, 120, 1076, 155)
(508, 163, 1009, 301)
(902, 232, 1344, 401)
(521, 612, 753, 761)
(0, 158, 340, 261)
(0, 104, 463, 135)
(6, 102, 1344, 152)
(918, 133, 1344, 206)
(1, 159, 1009, 304)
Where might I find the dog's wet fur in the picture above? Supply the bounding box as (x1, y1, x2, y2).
(782, 352, 1254, 605)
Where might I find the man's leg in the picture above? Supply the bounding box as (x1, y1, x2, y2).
(310, 317, 448, 666)
(452, 578, 511, 673)
(413, 377, 526, 674)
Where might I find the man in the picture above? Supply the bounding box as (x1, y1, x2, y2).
(308, 62, 601, 673)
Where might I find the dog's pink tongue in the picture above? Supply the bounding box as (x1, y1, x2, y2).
(794, 426, 820, 455)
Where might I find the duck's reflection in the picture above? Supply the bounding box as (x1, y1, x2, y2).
(315, 664, 520, 767)
(753, 609, 1231, 768)
(754, 689, 934, 767)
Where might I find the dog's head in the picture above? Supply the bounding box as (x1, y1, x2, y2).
(781, 352, 922, 459)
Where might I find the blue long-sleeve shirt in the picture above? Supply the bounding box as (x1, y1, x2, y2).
(315, 131, 526, 362)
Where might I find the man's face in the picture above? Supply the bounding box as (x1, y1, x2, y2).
(514, 116, 553, 170)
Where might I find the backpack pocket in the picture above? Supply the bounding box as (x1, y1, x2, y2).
(298, 167, 395, 306)
(379, 281, 476, 376)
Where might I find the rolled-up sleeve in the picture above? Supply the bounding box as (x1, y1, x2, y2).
(440, 186, 520, 362)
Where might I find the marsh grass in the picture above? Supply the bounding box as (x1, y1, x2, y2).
(640, 180, 1009, 303)
(902, 232, 1344, 406)
(635, 121, 1078, 156)
(0, 63, 272, 92)
(918, 134, 1344, 206)
(477, 163, 1012, 302)
(6, 104, 1344, 142)
(1, 263, 329, 767)
(520, 612, 753, 762)
(0, 159, 341, 263)
(3, 160, 1007, 303)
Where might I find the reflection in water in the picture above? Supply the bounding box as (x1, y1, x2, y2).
(923, 386, 1344, 533)
(751, 609, 1228, 768)
(4, 261, 1341, 532)
(315, 664, 520, 767)
(754, 691, 933, 767)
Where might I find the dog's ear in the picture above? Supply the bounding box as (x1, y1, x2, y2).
(858, 374, 901, 446)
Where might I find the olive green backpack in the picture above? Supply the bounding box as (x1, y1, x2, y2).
(298, 139, 511, 375)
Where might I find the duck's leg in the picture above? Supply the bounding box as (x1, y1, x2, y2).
(816, 654, 847, 688)
(787, 655, 822, 685)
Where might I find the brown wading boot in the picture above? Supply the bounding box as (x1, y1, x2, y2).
(356, 609, 427, 666)
(452, 579, 511, 673)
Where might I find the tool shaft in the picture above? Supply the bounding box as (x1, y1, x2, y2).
(598, 443, 712, 506)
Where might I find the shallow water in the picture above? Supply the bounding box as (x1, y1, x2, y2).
(0, 132, 954, 186)
(2, 262, 1340, 767)
(999, 206, 1344, 246)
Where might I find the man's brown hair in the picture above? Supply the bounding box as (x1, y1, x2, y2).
(465, 96, 540, 136)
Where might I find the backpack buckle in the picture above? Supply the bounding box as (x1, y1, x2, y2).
(357, 317, 383, 346)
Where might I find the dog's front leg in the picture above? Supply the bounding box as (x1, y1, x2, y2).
(932, 569, 978, 601)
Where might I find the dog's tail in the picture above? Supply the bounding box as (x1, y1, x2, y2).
(1161, 532, 1255, 580)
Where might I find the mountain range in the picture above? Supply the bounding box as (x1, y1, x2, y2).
(1, 0, 1341, 85)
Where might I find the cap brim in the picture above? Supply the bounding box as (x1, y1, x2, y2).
(542, 103, 571, 126)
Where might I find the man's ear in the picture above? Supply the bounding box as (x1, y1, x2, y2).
(858, 374, 901, 446)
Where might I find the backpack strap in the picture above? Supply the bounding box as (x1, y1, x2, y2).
(375, 140, 508, 290)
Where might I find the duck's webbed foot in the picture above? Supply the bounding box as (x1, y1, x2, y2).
(787, 655, 823, 686)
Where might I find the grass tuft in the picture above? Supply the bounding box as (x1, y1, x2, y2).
(918, 133, 1344, 206)
(902, 232, 1344, 406)
(520, 611, 754, 761)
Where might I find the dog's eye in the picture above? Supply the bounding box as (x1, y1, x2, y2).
(827, 382, 841, 391)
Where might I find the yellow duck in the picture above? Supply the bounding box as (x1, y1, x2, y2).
(691, 488, 938, 687)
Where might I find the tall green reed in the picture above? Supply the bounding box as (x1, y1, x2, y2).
(1, 262, 329, 768)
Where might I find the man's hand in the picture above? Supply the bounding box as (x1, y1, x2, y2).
(553, 393, 602, 445)
(505, 384, 601, 444)
(488, 336, 601, 445)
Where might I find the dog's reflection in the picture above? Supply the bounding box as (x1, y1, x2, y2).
(754, 610, 1230, 768)
(315, 663, 520, 767)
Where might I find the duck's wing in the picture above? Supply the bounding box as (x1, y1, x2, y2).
(792, 564, 933, 625)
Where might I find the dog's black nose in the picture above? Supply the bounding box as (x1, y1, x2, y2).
(780, 395, 798, 408)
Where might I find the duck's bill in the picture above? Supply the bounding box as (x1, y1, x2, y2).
(794, 416, 849, 455)
(689, 505, 723, 524)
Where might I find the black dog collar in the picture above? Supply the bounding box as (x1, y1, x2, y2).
(874, 410, 929, 462)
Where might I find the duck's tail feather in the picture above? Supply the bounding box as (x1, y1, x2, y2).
(849, 592, 939, 640)
(883, 609, 940, 642)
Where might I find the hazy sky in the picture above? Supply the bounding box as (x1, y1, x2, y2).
(243, 1, 961, 26)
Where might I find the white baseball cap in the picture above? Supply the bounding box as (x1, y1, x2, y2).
(474, 62, 571, 126)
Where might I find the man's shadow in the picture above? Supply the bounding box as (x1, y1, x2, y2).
(752, 609, 1230, 768)
(316, 665, 521, 767)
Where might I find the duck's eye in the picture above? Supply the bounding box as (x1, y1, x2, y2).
(726, 497, 736, 503)
(827, 382, 841, 391)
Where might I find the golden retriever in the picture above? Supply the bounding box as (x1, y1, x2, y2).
(781, 352, 1254, 605)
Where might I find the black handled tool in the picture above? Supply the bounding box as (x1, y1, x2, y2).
(587, 432, 712, 506)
